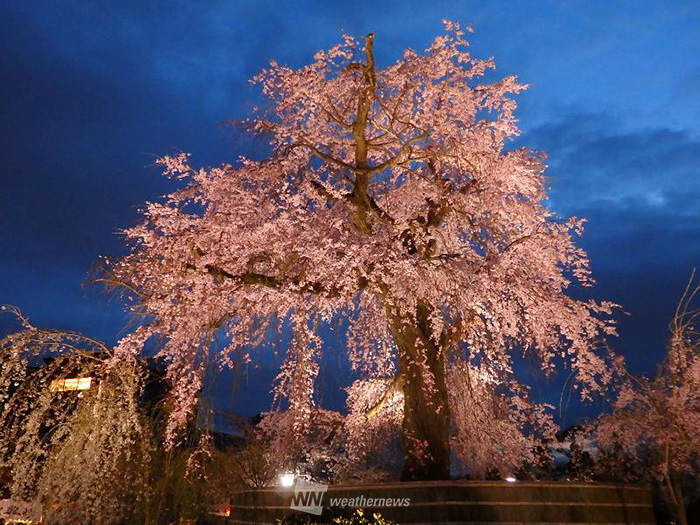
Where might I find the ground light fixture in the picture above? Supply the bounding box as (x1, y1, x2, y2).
(279, 472, 296, 488)
(505, 476, 517, 483)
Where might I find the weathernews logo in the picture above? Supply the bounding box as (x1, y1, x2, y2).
(287, 478, 411, 515)
(289, 478, 328, 515)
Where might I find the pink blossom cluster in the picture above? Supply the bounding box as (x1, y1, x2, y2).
(102, 21, 616, 451)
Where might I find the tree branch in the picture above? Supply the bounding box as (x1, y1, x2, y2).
(365, 374, 404, 420)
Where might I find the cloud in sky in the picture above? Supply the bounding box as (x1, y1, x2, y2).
(524, 111, 700, 277)
(526, 113, 700, 214)
(522, 112, 700, 376)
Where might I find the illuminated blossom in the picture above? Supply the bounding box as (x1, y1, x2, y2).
(597, 273, 700, 525)
(101, 21, 616, 478)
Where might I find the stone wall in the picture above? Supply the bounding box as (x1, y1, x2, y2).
(226, 480, 655, 524)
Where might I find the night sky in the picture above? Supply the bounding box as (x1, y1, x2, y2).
(2, 1, 699, 424)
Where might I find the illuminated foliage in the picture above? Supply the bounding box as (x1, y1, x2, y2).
(101, 21, 615, 478)
(597, 273, 700, 525)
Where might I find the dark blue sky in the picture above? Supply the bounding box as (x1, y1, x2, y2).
(1, 1, 699, 421)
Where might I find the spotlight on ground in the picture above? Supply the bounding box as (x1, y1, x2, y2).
(279, 472, 295, 487)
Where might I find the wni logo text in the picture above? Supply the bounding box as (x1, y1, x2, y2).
(290, 479, 328, 515)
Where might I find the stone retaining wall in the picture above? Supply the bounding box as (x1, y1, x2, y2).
(226, 480, 655, 524)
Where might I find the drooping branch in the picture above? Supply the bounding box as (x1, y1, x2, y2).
(0, 305, 113, 357)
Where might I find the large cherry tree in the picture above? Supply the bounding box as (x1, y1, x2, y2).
(104, 22, 615, 480)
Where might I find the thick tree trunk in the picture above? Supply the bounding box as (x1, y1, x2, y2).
(390, 301, 450, 480)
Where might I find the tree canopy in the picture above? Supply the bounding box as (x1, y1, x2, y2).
(102, 21, 616, 478)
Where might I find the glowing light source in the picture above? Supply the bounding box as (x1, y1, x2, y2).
(49, 377, 93, 392)
(207, 503, 231, 517)
(279, 472, 296, 487)
(505, 476, 517, 483)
